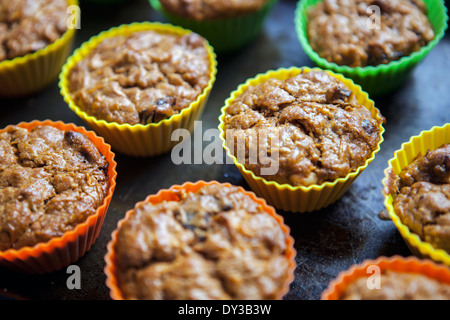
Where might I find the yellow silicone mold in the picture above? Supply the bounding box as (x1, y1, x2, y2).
(218, 66, 385, 213)
(59, 22, 217, 157)
(382, 123, 450, 266)
(0, 0, 78, 98)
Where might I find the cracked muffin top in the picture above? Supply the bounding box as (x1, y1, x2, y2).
(389, 143, 450, 253)
(340, 270, 450, 300)
(159, 0, 272, 20)
(68, 30, 211, 125)
(222, 70, 384, 187)
(0, 125, 109, 250)
(114, 184, 291, 300)
(307, 0, 435, 67)
(0, 0, 69, 61)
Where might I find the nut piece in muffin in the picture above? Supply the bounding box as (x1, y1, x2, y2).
(389, 143, 450, 253)
(68, 30, 211, 125)
(340, 270, 450, 300)
(0, 0, 69, 62)
(223, 70, 384, 187)
(114, 184, 291, 300)
(159, 0, 272, 20)
(307, 0, 435, 67)
(0, 125, 109, 250)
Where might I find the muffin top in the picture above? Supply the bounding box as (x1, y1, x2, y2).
(307, 0, 435, 67)
(115, 184, 290, 300)
(390, 143, 450, 253)
(0, 125, 109, 250)
(159, 0, 272, 20)
(68, 30, 211, 125)
(340, 270, 450, 300)
(0, 0, 69, 62)
(223, 70, 383, 187)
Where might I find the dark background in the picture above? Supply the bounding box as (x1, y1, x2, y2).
(0, 0, 448, 300)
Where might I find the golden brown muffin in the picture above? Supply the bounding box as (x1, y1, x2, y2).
(222, 70, 384, 187)
(68, 30, 211, 125)
(307, 0, 435, 67)
(390, 143, 450, 253)
(341, 270, 450, 300)
(0, 125, 109, 250)
(159, 0, 272, 20)
(114, 184, 291, 300)
(0, 0, 69, 61)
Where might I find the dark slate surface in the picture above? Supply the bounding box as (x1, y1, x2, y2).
(0, 0, 448, 300)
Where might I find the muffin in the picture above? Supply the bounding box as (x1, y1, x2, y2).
(295, 0, 448, 97)
(219, 68, 385, 211)
(306, 0, 435, 68)
(60, 22, 217, 157)
(382, 124, 450, 266)
(80, 0, 127, 4)
(222, 69, 384, 188)
(149, 0, 278, 52)
(0, 125, 109, 250)
(340, 270, 450, 299)
(0, 0, 78, 97)
(67, 30, 211, 126)
(219, 67, 384, 212)
(0, 120, 117, 274)
(386, 143, 450, 254)
(322, 256, 450, 300)
(0, 0, 69, 62)
(105, 181, 296, 300)
(159, 0, 273, 20)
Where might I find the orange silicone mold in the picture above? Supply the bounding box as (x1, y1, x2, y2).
(104, 180, 296, 300)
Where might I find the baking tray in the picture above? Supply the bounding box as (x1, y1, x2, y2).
(0, 0, 449, 300)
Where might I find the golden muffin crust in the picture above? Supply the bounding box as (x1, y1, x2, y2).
(159, 0, 272, 20)
(68, 30, 211, 125)
(391, 144, 450, 253)
(0, 125, 109, 250)
(115, 184, 290, 300)
(341, 270, 450, 300)
(307, 0, 435, 67)
(0, 0, 69, 61)
(223, 70, 383, 187)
